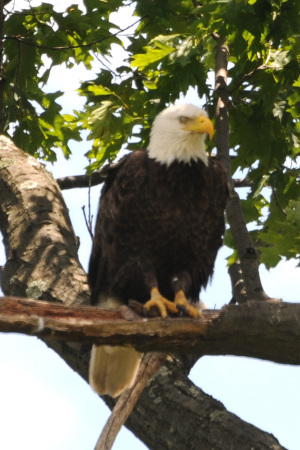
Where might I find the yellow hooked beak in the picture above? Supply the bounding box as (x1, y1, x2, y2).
(182, 115, 214, 139)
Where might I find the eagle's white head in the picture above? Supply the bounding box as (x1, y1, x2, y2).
(148, 103, 214, 166)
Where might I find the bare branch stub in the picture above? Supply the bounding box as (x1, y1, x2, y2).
(56, 171, 106, 190)
(56, 172, 252, 191)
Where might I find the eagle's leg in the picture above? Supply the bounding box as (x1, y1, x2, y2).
(143, 287, 179, 318)
(174, 290, 202, 319)
(171, 274, 203, 319)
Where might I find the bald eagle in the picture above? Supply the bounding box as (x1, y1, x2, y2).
(88, 104, 228, 398)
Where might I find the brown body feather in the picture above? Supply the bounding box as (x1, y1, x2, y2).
(89, 150, 227, 304)
(88, 149, 228, 397)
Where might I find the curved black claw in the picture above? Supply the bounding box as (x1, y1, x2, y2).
(176, 303, 203, 321)
(176, 303, 188, 316)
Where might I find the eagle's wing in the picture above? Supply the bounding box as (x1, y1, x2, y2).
(88, 155, 131, 305)
(88, 153, 144, 398)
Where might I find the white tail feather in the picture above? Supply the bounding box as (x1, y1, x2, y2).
(89, 345, 142, 398)
(89, 294, 143, 397)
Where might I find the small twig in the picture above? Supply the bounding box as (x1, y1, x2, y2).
(229, 48, 272, 95)
(82, 205, 93, 240)
(233, 177, 253, 188)
(87, 164, 94, 237)
(95, 353, 166, 450)
(81, 165, 94, 240)
(272, 188, 287, 216)
(4, 17, 143, 51)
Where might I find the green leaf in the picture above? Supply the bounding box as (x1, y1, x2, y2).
(131, 35, 178, 69)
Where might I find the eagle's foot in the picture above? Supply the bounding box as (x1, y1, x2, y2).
(174, 290, 203, 320)
(143, 287, 179, 318)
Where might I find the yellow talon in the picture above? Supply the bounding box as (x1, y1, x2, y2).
(174, 290, 203, 320)
(143, 287, 179, 318)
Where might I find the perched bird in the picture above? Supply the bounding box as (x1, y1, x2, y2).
(88, 103, 228, 398)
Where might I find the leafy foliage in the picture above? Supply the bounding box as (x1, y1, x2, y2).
(1, 0, 300, 267)
(3, 0, 124, 159)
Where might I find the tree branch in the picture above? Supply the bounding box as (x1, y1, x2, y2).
(214, 38, 269, 302)
(1, 296, 300, 366)
(56, 172, 253, 191)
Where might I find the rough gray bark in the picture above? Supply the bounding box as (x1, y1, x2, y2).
(122, 357, 284, 450)
(0, 136, 90, 306)
(0, 136, 285, 449)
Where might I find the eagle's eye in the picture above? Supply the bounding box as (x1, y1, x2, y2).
(179, 116, 189, 124)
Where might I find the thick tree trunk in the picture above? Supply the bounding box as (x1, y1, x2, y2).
(0, 136, 285, 449)
(122, 357, 284, 450)
(0, 136, 90, 306)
